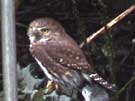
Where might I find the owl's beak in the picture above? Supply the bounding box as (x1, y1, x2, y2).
(27, 27, 39, 43)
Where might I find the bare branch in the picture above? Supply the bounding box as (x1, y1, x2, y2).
(111, 76, 135, 101)
(80, 4, 135, 48)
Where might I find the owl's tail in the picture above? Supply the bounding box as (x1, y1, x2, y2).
(89, 73, 116, 92)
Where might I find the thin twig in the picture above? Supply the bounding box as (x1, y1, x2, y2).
(80, 4, 135, 48)
(16, 22, 28, 28)
(111, 76, 135, 101)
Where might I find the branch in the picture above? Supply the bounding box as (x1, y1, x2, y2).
(16, 22, 28, 28)
(111, 76, 135, 101)
(80, 4, 135, 48)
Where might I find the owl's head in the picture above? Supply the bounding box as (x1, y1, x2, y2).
(27, 18, 65, 43)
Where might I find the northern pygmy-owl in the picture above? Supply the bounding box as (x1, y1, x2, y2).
(27, 18, 115, 94)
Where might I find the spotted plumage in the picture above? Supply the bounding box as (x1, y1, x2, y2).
(27, 18, 115, 93)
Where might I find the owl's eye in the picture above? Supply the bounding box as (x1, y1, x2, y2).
(40, 28, 49, 32)
(38, 28, 50, 35)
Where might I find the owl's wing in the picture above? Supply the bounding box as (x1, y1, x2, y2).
(30, 40, 116, 91)
(43, 39, 94, 73)
(43, 41, 116, 91)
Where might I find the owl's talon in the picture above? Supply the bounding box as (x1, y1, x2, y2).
(46, 81, 54, 93)
(55, 83, 59, 90)
(45, 81, 59, 93)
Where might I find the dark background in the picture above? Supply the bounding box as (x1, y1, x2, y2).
(1, 0, 135, 101)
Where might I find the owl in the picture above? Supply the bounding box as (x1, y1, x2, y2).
(27, 18, 115, 95)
